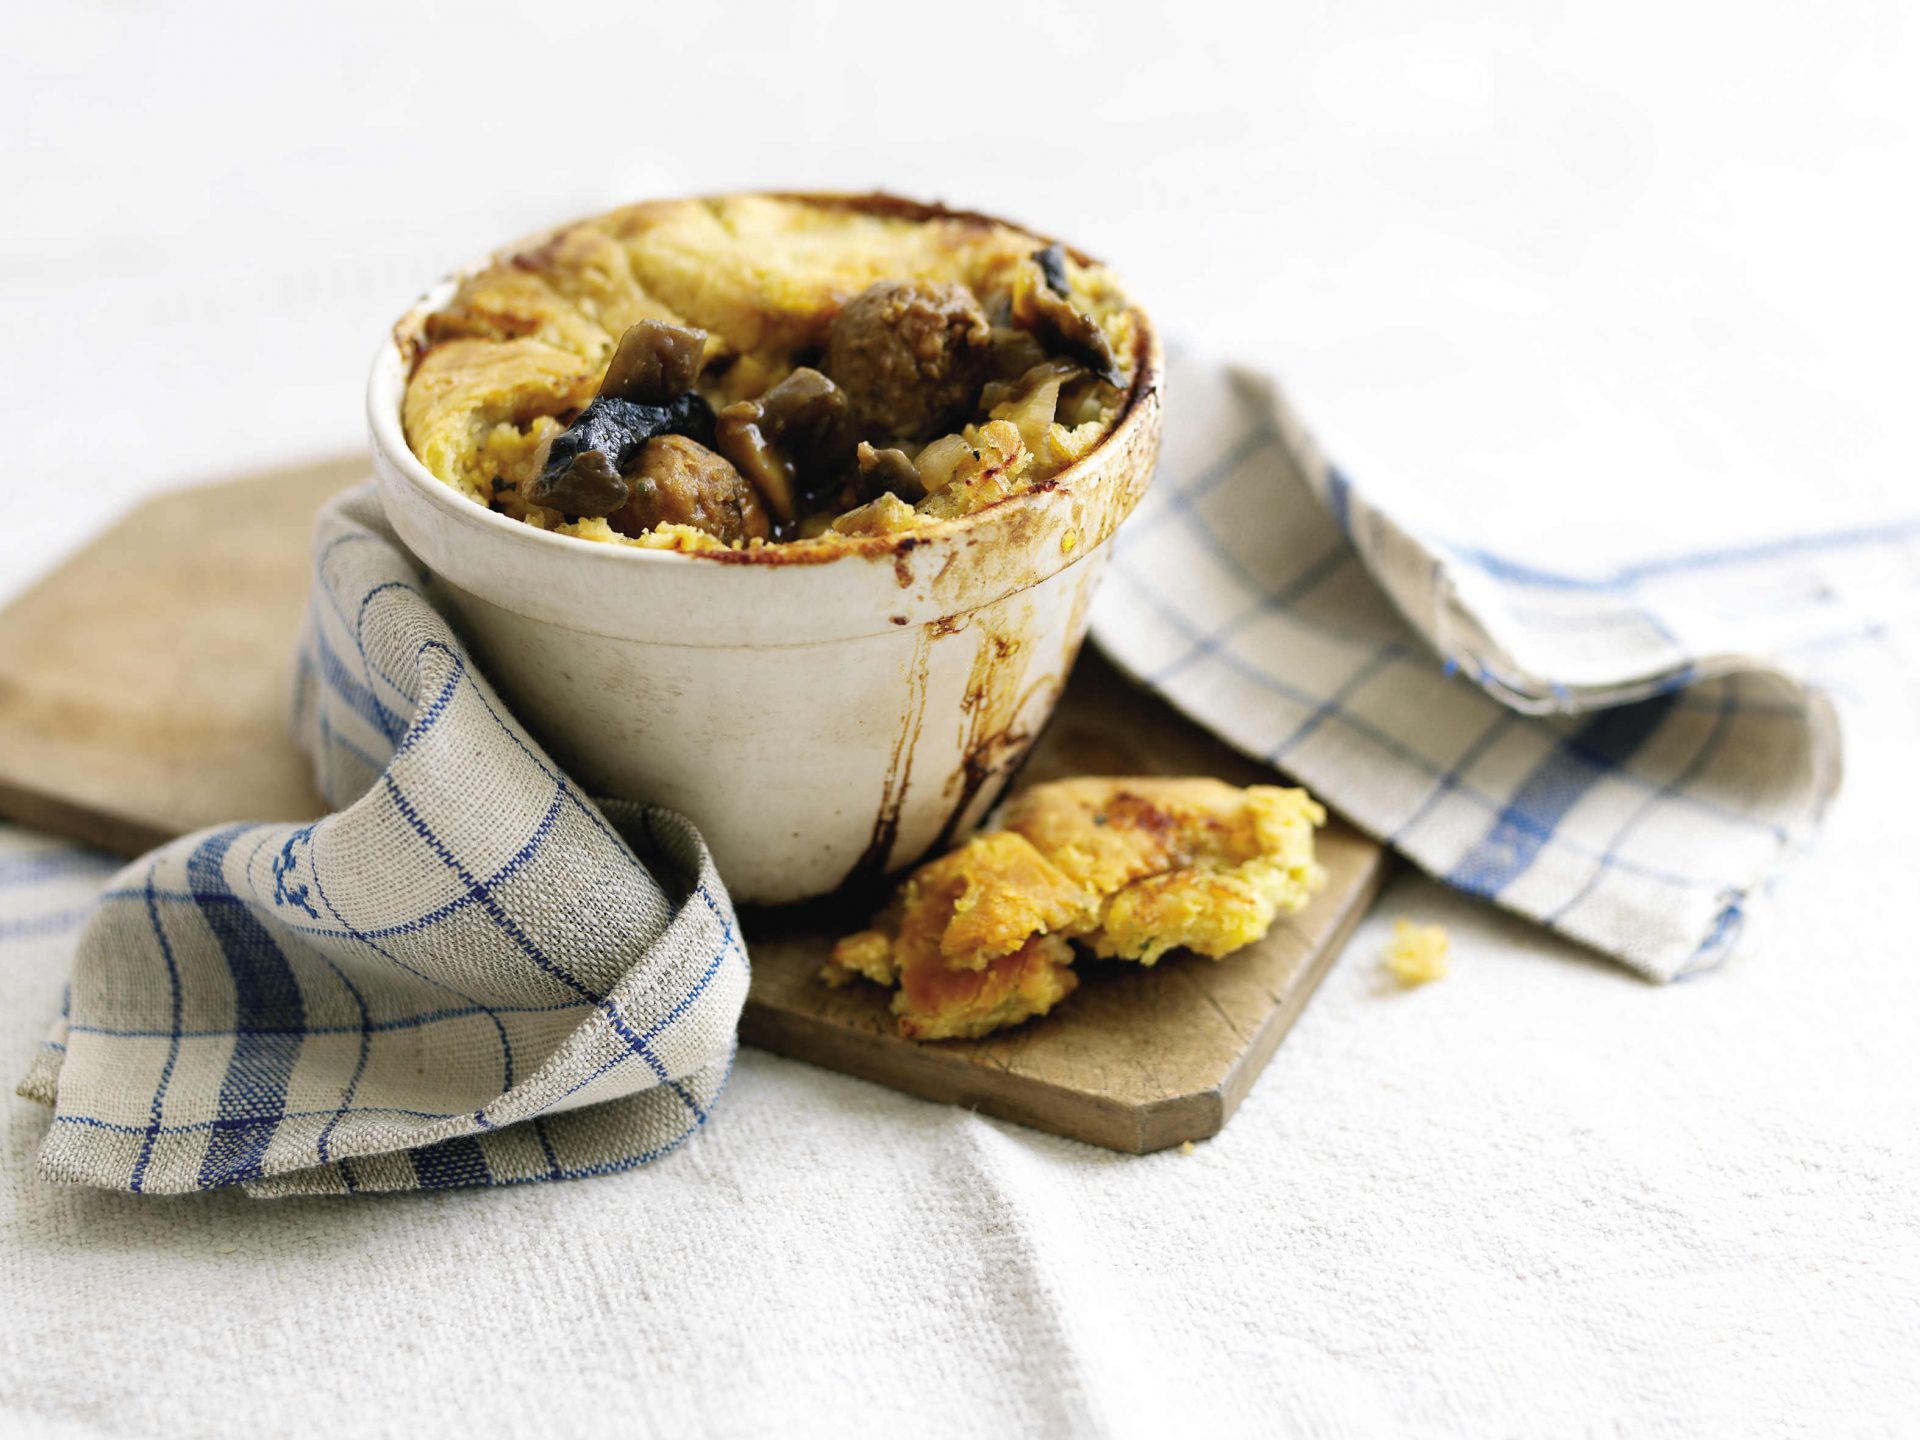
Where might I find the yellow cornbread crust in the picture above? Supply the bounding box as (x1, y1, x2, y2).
(824, 777, 1328, 1040)
(400, 194, 1144, 553)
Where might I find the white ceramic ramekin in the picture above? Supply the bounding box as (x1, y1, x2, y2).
(368, 197, 1163, 904)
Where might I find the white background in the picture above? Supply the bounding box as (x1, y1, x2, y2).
(5, 0, 1914, 598)
(2, 3, 1917, 1436)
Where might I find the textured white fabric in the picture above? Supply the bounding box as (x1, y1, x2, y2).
(4, 1, 1918, 1434)
(17, 491, 746, 1196)
(5, 673, 1920, 1436)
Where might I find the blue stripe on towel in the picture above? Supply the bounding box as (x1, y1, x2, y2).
(189, 827, 306, 1187)
(1446, 691, 1681, 898)
(411, 1134, 492, 1190)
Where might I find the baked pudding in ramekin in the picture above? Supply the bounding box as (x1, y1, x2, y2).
(370, 193, 1162, 903)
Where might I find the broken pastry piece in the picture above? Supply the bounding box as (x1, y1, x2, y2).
(823, 778, 1326, 1040)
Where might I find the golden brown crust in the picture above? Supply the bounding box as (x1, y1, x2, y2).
(400, 194, 1142, 549)
(402, 338, 597, 506)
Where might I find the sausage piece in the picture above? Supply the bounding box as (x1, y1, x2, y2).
(611, 435, 770, 544)
(826, 280, 992, 440)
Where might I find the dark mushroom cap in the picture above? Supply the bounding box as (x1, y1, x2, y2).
(529, 392, 717, 517)
(1033, 243, 1072, 298)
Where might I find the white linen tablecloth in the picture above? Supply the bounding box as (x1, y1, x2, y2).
(3, 2, 1915, 1435)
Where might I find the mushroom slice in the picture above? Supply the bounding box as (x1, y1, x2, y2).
(528, 448, 630, 520)
(986, 325, 1048, 381)
(714, 366, 854, 527)
(597, 319, 709, 403)
(1033, 242, 1073, 298)
(1011, 255, 1125, 388)
(856, 441, 926, 500)
(758, 366, 853, 467)
(715, 403, 797, 524)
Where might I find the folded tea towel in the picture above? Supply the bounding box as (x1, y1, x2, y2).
(1093, 355, 1920, 979)
(17, 488, 747, 1196)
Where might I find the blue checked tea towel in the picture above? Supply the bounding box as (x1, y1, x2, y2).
(1092, 354, 1920, 979)
(17, 488, 748, 1196)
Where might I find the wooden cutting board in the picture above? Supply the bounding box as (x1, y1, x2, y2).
(0, 460, 1389, 1153)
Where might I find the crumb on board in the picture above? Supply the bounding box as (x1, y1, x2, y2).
(1382, 918, 1450, 986)
(1179, 1140, 1195, 1156)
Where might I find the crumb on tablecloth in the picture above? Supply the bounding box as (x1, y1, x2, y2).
(1383, 918, 1450, 986)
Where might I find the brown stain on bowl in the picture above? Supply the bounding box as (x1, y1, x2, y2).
(892, 539, 918, 589)
(927, 555, 1101, 852)
(839, 598, 1065, 893)
(928, 616, 1054, 856)
(842, 623, 935, 891)
(836, 534, 1110, 893)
